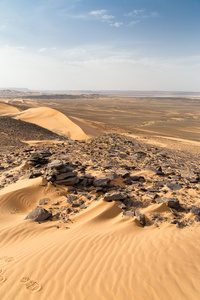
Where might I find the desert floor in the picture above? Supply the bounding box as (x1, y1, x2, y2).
(0, 92, 200, 300)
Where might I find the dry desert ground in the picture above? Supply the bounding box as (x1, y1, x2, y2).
(0, 91, 200, 300)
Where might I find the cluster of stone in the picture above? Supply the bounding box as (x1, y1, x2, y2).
(0, 133, 199, 228)
(45, 160, 79, 186)
(27, 150, 51, 167)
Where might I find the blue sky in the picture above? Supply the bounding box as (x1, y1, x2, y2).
(0, 0, 200, 91)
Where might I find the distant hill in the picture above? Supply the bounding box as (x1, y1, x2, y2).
(0, 89, 199, 99)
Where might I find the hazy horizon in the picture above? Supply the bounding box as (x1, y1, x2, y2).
(0, 0, 200, 91)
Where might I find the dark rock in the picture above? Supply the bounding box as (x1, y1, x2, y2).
(55, 177, 79, 186)
(123, 211, 135, 218)
(66, 207, 72, 214)
(52, 201, 59, 205)
(116, 169, 130, 178)
(72, 201, 80, 207)
(54, 213, 60, 219)
(67, 195, 77, 203)
(190, 206, 200, 216)
(25, 206, 52, 222)
(194, 216, 200, 222)
(104, 191, 127, 201)
(47, 160, 64, 169)
(39, 198, 51, 205)
(170, 219, 179, 224)
(93, 177, 110, 187)
(105, 173, 119, 181)
(29, 171, 43, 178)
(131, 176, 145, 182)
(60, 166, 74, 173)
(166, 182, 182, 190)
(162, 197, 180, 209)
(45, 175, 55, 182)
(157, 166, 165, 176)
(122, 199, 136, 208)
(27, 152, 49, 166)
(56, 172, 77, 181)
(135, 210, 146, 226)
(80, 204, 87, 209)
(118, 203, 127, 209)
(123, 177, 132, 185)
(130, 176, 140, 181)
(39, 150, 52, 157)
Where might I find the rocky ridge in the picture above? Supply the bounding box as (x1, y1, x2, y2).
(0, 116, 68, 148)
(0, 133, 200, 228)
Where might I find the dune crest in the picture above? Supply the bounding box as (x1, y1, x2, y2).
(13, 107, 88, 140)
(0, 103, 20, 114)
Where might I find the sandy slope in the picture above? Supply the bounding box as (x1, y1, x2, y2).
(0, 103, 20, 114)
(0, 177, 200, 300)
(13, 107, 88, 140)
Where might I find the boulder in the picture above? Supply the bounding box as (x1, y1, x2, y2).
(104, 191, 127, 201)
(25, 206, 52, 222)
(162, 197, 180, 209)
(135, 210, 146, 226)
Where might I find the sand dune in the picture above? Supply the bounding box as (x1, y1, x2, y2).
(13, 107, 88, 140)
(0, 176, 200, 300)
(0, 103, 20, 115)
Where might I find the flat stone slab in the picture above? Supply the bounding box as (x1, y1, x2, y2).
(47, 160, 64, 169)
(166, 182, 182, 190)
(56, 172, 77, 181)
(55, 177, 79, 186)
(93, 177, 110, 187)
(104, 191, 127, 201)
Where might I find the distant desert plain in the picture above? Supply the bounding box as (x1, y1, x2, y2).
(0, 90, 200, 300)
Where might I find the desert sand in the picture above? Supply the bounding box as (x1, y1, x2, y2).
(0, 103, 20, 114)
(0, 92, 200, 300)
(0, 177, 200, 300)
(12, 107, 89, 140)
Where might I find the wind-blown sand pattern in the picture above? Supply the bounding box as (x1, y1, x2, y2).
(13, 107, 88, 140)
(0, 131, 200, 300)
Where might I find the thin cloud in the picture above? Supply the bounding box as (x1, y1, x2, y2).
(89, 10, 107, 16)
(125, 9, 159, 26)
(89, 9, 124, 28)
(89, 9, 115, 24)
(110, 22, 123, 28)
(125, 9, 145, 17)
